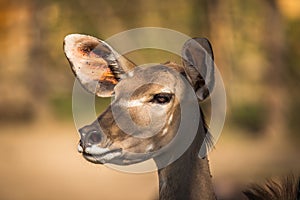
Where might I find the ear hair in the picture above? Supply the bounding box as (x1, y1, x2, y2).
(64, 34, 135, 97)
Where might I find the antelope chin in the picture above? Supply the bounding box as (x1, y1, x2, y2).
(113, 151, 154, 165)
(80, 145, 123, 164)
(77, 143, 153, 165)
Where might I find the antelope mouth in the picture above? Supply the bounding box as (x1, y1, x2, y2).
(78, 145, 123, 164)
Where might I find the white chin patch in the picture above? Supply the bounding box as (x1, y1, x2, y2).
(85, 146, 111, 155)
(84, 145, 122, 163)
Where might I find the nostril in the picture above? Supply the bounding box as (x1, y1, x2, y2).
(87, 131, 102, 145)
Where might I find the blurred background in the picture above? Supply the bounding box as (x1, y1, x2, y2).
(0, 0, 300, 199)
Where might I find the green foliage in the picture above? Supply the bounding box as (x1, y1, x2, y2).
(50, 93, 112, 120)
(286, 19, 300, 82)
(95, 97, 111, 115)
(230, 103, 268, 134)
(288, 99, 300, 137)
(50, 94, 73, 120)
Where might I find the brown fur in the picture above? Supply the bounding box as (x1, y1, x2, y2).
(243, 175, 300, 200)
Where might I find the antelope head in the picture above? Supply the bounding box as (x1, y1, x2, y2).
(64, 34, 214, 166)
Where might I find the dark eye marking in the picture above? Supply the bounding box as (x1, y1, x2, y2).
(150, 93, 173, 104)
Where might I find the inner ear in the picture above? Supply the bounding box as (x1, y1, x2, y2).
(64, 34, 136, 97)
(181, 38, 215, 101)
(79, 41, 103, 56)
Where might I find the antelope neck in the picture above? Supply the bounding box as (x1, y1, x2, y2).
(155, 116, 216, 200)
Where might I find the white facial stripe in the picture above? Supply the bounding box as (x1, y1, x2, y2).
(161, 114, 173, 136)
(119, 97, 148, 108)
(162, 127, 168, 136)
(168, 114, 173, 125)
(161, 88, 172, 93)
(126, 99, 145, 107)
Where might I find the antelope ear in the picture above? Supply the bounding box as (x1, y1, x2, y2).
(181, 38, 215, 101)
(64, 34, 136, 97)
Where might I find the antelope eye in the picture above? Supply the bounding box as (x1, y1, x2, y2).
(151, 93, 173, 104)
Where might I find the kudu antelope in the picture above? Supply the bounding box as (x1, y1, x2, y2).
(64, 34, 300, 200)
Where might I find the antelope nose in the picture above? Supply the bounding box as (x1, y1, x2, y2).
(78, 129, 102, 152)
(86, 131, 102, 145)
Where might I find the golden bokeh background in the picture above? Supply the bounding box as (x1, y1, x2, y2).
(0, 0, 300, 199)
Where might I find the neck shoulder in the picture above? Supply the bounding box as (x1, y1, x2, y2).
(156, 130, 216, 200)
(155, 108, 216, 200)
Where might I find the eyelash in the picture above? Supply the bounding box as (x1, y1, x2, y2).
(150, 93, 173, 104)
